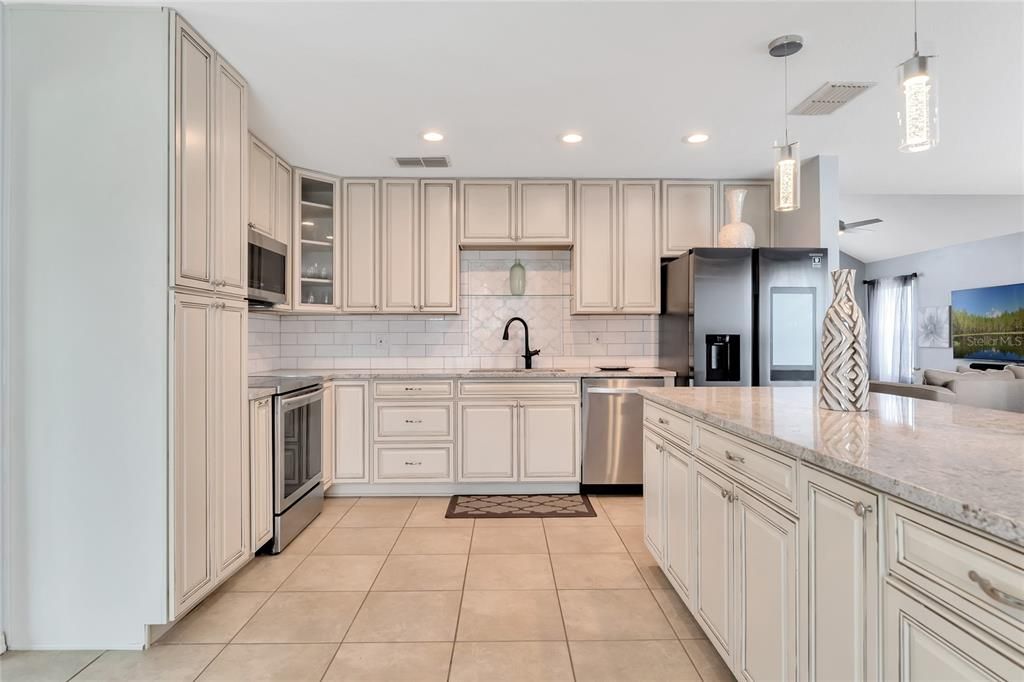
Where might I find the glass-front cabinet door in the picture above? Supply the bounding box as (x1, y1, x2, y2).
(293, 169, 340, 309)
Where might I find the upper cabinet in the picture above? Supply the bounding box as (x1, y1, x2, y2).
(460, 179, 573, 247)
(173, 17, 248, 298)
(342, 179, 380, 312)
(720, 180, 773, 247)
(294, 169, 340, 309)
(662, 181, 717, 256)
(273, 159, 293, 246)
(573, 180, 660, 314)
(248, 134, 293, 249)
(381, 179, 420, 312)
(419, 180, 458, 312)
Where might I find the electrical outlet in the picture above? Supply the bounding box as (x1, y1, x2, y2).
(590, 332, 602, 344)
(373, 333, 388, 348)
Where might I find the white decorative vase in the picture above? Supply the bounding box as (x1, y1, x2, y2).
(819, 269, 869, 412)
(718, 189, 756, 248)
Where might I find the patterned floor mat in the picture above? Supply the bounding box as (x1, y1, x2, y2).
(445, 494, 597, 518)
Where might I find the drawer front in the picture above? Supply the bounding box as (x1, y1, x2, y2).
(695, 422, 797, 510)
(644, 400, 692, 445)
(459, 380, 580, 399)
(374, 380, 454, 399)
(887, 501, 1024, 638)
(374, 444, 453, 482)
(374, 402, 454, 440)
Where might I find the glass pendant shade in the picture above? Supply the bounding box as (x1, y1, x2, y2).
(773, 141, 800, 212)
(897, 55, 939, 152)
(509, 258, 526, 296)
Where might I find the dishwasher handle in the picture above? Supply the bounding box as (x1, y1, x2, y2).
(586, 387, 644, 395)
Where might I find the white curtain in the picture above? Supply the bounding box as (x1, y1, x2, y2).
(867, 275, 916, 383)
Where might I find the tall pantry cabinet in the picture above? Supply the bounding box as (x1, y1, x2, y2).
(171, 16, 251, 617)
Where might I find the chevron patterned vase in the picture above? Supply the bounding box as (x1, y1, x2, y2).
(819, 269, 869, 412)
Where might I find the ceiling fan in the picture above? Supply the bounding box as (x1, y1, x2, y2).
(838, 218, 883, 234)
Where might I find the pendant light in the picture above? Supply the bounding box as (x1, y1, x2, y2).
(769, 35, 803, 213)
(897, 0, 938, 152)
(509, 257, 526, 296)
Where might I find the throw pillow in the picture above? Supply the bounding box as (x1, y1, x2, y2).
(1006, 365, 1024, 380)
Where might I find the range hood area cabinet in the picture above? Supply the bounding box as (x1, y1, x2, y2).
(247, 134, 293, 247)
(342, 179, 459, 314)
(459, 179, 574, 246)
(572, 180, 660, 314)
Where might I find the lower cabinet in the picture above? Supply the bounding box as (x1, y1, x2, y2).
(321, 381, 334, 488)
(693, 461, 736, 661)
(643, 431, 665, 560)
(459, 401, 518, 481)
(375, 443, 454, 482)
(519, 401, 578, 481)
(332, 381, 370, 483)
(249, 396, 273, 551)
(663, 441, 693, 602)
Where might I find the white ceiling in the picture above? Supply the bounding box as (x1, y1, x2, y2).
(167, 1, 1023, 195)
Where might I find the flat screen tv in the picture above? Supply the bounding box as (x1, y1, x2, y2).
(951, 282, 1024, 363)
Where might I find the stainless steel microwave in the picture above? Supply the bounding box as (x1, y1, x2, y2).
(248, 228, 287, 306)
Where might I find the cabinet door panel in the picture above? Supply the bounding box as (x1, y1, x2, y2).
(214, 301, 249, 578)
(694, 462, 734, 659)
(518, 180, 573, 244)
(459, 402, 516, 481)
(342, 180, 379, 312)
(662, 181, 716, 256)
(720, 182, 773, 247)
(802, 468, 879, 682)
(294, 171, 340, 310)
(175, 21, 214, 290)
(249, 397, 273, 550)
(273, 159, 292, 248)
(248, 135, 274, 236)
(173, 294, 213, 613)
(382, 180, 418, 312)
(735, 490, 798, 682)
(333, 382, 370, 483)
(520, 401, 578, 480)
(460, 180, 515, 244)
(664, 445, 693, 601)
(573, 181, 617, 313)
(213, 58, 247, 295)
(643, 433, 665, 561)
(619, 181, 659, 313)
(420, 180, 457, 312)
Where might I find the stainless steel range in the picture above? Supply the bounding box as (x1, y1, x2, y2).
(249, 375, 324, 553)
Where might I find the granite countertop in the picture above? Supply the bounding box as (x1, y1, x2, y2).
(252, 367, 676, 381)
(638, 386, 1024, 546)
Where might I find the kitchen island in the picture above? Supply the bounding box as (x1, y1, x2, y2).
(637, 386, 1023, 682)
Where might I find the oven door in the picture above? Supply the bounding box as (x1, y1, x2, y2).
(248, 229, 288, 305)
(274, 387, 324, 514)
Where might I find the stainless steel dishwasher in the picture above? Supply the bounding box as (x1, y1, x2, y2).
(581, 377, 667, 490)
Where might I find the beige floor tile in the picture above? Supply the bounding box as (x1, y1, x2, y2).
(652, 589, 705, 639)
(308, 509, 347, 528)
(198, 643, 337, 681)
(0, 650, 102, 682)
(545, 526, 626, 554)
(601, 503, 645, 527)
(280, 555, 385, 592)
(345, 591, 461, 642)
(313, 527, 401, 555)
(541, 513, 611, 527)
(681, 639, 734, 682)
(450, 642, 573, 682)
(351, 496, 418, 510)
(559, 589, 675, 640)
(632, 550, 674, 589)
(405, 504, 474, 528)
(464, 553, 554, 590)
(569, 640, 701, 681)
(470, 526, 548, 554)
(595, 495, 643, 507)
(615, 525, 649, 553)
(472, 517, 543, 527)
(337, 505, 414, 528)
(233, 591, 365, 643)
(75, 644, 223, 681)
(551, 553, 646, 589)
(221, 554, 303, 592)
(457, 590, 565, 641)
(372, 554, 467, 591)
(322, 497, 357, 512)
(280, 525, 331, 556)
(323, 642, 452, 682)
(162, 592, 271, 644)
(391, 527, 473, 554)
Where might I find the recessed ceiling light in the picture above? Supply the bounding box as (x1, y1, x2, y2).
(686, 133, 710, 144)
(422, 131, 444, 142)
(561, 132, 583, 144)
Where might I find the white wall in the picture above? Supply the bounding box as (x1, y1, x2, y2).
(5, 6, 169, 649)
(864, 232, 1024, 371)
(775, 155, 841, 274)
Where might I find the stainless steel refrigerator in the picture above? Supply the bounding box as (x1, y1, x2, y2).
(659, 248, 829, 387)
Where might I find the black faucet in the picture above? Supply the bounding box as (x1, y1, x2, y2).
(502, 317, 541, 369)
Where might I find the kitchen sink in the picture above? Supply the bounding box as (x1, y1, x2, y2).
(467, 368, 566, 372)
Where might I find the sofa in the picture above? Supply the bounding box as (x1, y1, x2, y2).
(870, 364, 1024, 413)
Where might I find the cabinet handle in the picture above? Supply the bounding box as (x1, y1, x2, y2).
(720, 488, 729, 499)
(404, 419, 423, 424)
(725, 450, 746, 464)
(374, 305, 380, 311)
(404, 387, 422, 391)
(403, 460, 423, 466)
(853, 501, 873, 517)
(657, 417, 669, 425)
(968, 571, 1024, 610)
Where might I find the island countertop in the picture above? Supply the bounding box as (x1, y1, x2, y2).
(638, 386, 1024, 547)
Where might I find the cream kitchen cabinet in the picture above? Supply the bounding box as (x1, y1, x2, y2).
(248, 133, 293, 250)
(294, 169, 340, 310)
(662, 180, 717, 256)
(719, 180, 773, 247)
(342, 179, 380, 312)
(519, 400, 579, 481)
(381, 179, 418, 311)
(572, 180, 660, 314)
(274, 158, 293, 246)
(249, 396, 273, 551)
(419, 179, 459, 311)
(459, 179, 516, 245)
(663, 440, 694, 602)
(321, 381, 334, 488)
(172, 293, 249, 617)
(518, 180, 573, 244)
(458, 401, 518, 481)
(211, 57, 248, 297)
(643, 432, 666, 560)
(460, 179, 573, 246)
(693, 460, 736, 662)
(332, 381, 371, 483)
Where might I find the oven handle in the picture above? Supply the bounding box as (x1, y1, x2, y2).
(280, 387, 324, 411)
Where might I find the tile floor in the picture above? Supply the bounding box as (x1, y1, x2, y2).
(0, 495, 734, 681)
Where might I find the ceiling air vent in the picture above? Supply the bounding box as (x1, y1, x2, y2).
(790, 82, 876, 115)
(393, 156, 451, 168)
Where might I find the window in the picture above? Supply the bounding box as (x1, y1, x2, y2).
(866, 275, 916, 383)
